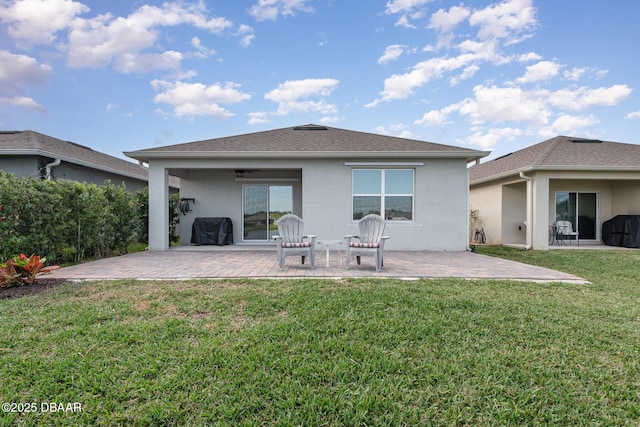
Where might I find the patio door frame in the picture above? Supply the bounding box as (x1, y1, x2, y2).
(242, 184, 293, 242)
(554, 191, 599, 241)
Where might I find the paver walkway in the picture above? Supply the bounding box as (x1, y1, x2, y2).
(46, 249, 586, 283)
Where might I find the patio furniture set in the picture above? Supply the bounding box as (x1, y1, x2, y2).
(273, 213, 390, 271)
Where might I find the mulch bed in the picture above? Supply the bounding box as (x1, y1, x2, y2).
(0, 279, 71, 300)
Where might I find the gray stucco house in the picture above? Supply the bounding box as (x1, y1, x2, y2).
(0, 130, 179, 192)
(469, 136, 640, 249)
(125, 124, 488, 251)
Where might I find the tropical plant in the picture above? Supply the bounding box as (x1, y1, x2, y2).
(0, 254, 59, 287)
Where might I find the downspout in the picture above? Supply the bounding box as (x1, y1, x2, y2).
(44, 158, 61, 180)
(519, 172, 532, 250)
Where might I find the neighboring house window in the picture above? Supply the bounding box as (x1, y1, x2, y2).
(352, 169, 413, 221)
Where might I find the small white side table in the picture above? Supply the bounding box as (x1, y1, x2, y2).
(317, 240, 343, 267)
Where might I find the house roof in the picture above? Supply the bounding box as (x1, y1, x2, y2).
(469, 136, 640, 184)
(0, 130, 151, 180)
(125, 124, 489, 162)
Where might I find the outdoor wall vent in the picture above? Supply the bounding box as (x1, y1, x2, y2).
(293, 125, 328, 131)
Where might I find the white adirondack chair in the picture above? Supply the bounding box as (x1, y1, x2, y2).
(273, 214, 316, 270)
(345, 214, 390, 272)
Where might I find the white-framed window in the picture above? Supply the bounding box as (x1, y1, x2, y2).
(352, 169, 414, 221)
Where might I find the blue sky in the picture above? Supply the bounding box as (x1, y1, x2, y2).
(1, 0, 639, 162)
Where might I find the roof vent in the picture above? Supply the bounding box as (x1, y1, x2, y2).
(293, 125, 328, 131)
(570, 138, 602, 143)
(494, 152, 513, 160)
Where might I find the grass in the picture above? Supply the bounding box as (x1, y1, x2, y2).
(1, 249, 639, 425)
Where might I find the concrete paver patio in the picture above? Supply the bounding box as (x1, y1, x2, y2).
(46, 247, 587, 283)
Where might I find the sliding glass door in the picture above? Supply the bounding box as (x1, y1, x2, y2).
(243, 185, 293, 241)
(555, 192, 597, 240)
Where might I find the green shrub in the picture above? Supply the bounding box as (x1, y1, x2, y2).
(0, 171, 177, 262)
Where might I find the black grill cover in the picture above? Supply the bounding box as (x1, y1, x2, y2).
(191, 217, 233, 245)
(602, 215, 640, 248)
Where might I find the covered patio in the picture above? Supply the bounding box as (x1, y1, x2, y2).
(45, 247, 586, 283)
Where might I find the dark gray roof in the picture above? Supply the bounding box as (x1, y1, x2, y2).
(0, 130, 149, 180)
(470, 136, 640, 183)
(125, 124, 488, 161)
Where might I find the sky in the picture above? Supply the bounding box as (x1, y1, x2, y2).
(1, 0, 639, 162)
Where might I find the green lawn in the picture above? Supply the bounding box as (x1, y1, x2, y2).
(1, 248, 639, 425)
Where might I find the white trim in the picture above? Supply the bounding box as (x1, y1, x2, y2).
(344, 162, 424, 166)
(234, 178, 299, 182)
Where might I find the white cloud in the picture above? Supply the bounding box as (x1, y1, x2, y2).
(0, 0, 232, 73)
(414, 109, 451, 126)
(518, 52, 542, 62)
(384, 0, 431, 28)
(625, 111, 640, 120)
(367, 53, 480, 106)
(469, 0, 537, 42)
(151, 79, 251, 119)
(0, 0, 88, 45)
(378, 45, 406, 64)
(265, 78, 339, 115)
(235, 25, 255, 48)
(455, 84, 551, 126)
(516, 60, 560, 83)
(248, 0, 313, 21)
(429, 5, 471, 33)
(384, 0, 433, 15)
(0, 50, 52, 111)
(191, 37, 217, 58)
(465, 127, 522, 150)
(248, 111, 269, 124)
(563, 67, 588, 81)
(539, 114, 598, 137)
(547, 84, 632, 111)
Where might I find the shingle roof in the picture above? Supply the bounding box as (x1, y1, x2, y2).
(469, 136, 640, 183)
(0, 130, 149, 180)
(125, 124, 488, 161)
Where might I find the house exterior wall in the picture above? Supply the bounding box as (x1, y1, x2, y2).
(0, 155, 148, 191)
(468, 181, 503, 245)
(502, 182, 527, 245)
(611, 181, 640, 215)
(54, 162, 148, 191)
(151, 156, 472, 251)
(0, 156, 41, 178)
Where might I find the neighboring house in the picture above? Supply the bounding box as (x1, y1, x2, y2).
(125, 124, 489, 251)
(0, 130, 179, 192)
(469, 136, 640, 249)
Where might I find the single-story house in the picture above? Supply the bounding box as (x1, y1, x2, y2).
(125, 124, 489, 251)
(469, 135, 640, 249)
(0, 130, 179, 192)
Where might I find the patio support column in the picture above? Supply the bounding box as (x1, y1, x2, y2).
(520, 172, 533, 249)
(532, 174, 550, 250)
(148, 164, 169, 251)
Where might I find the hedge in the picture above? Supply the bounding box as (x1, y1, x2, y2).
(0, 171, 180, 263)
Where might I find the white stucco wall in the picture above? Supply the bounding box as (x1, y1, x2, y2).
(469, 181, 504, 245)
(149, 156, 473, 251)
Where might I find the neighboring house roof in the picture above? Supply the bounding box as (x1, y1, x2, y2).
(470, 136, 640, 184)
(125, 124, 489, 162)
(0, 130, 179, 188)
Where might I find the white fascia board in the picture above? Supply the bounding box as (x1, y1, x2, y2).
(124, 149, 490, 162)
